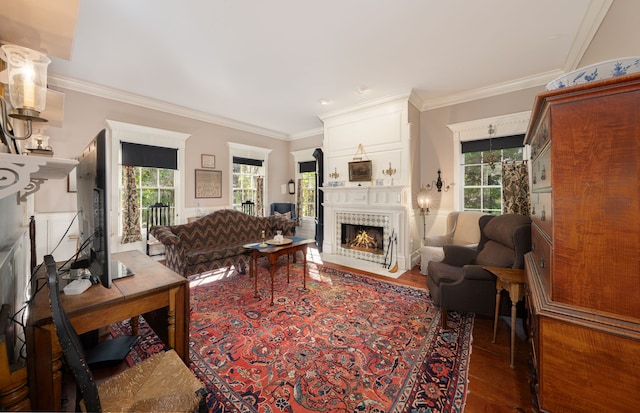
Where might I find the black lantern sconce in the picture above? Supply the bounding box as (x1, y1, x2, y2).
(288, 179, 295, 194)
(426, 169, 450, 192)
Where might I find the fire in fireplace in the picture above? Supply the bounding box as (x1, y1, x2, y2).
(341, 223, 384, 255)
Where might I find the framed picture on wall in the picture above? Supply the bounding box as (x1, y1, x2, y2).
(348, 160, 372, 182)
(201, 154, 216, 168)
(195, 169, 222, 198)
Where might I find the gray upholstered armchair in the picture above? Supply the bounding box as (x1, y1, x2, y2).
(426, 214, 532, 328)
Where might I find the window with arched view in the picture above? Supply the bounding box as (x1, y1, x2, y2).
(461, 135, 524, 215)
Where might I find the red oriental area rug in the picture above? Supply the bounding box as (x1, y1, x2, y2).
(115, 262, 473, 413)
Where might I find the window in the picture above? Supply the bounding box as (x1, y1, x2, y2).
(120, 140, 179, 231)
(126, 167, 176, 229)
(232, 157, 263, 210)
(461, 135, 524, 214)
(298, 160, 316, 218)
(299, 171, 316, 218)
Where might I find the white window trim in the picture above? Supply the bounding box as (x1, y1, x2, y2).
(447, 111, 531, 211)
(106, 120, 189, 252)
(227, 142, 272, 216)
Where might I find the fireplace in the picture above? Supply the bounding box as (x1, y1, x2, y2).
(341, 223, 384, 255)
(335, 211, 390, 266)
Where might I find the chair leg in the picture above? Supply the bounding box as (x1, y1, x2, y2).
(441, 309, 448, 329)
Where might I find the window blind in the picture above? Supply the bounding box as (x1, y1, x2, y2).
(461, 134, 525, 153)
(121, 142, 178, 169)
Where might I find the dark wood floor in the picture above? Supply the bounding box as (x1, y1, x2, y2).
(63, 260, 533, 413)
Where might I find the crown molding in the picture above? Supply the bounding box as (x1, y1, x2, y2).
(421, 70, 562, 111)
(562, 0, 614, 72)
(47, 74, 289, 140)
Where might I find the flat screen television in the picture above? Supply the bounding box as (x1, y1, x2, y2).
(76, 129, 132, 288)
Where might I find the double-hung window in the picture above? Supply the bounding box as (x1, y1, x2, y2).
(121, 142, 177, 229)
(232, 156, 263, 210)
(461, 135, 525, 214)
(298, 160, 316, 218)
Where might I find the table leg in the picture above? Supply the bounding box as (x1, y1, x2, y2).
(492, 288, 501, 343)
(302, 245, 308, 290)
(287, 253, 290, 284)
(253, 253, 259, 298)
(510, 300, 517, 369)
(269, 256, 276, 306)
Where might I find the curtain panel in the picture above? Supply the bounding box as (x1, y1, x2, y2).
(502, 161, 530, 215)
(121, 165, 142, 243)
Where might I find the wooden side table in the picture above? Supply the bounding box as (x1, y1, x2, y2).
(483, 266, 526, 369)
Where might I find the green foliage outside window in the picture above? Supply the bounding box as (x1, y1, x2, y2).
(300, 172, 316, 218)
(123, 166, 175, 228)
(232, 163, 263, 210)
(462, 146, 523, 215)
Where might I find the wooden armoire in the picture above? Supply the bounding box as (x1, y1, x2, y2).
(524, 72, 640, 412)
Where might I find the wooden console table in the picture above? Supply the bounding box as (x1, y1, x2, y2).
(26, 250, 189, 411)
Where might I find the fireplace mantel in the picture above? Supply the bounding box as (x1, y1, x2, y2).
(320, 185, 407, 209)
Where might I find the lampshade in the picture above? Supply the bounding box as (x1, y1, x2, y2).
(1, 45, 51, 120)
(417, 188, 430, 209)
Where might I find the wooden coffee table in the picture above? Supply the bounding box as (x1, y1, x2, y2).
(246, 237, 315, 305)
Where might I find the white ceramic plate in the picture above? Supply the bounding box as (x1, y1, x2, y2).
(546, 57, 640, 90)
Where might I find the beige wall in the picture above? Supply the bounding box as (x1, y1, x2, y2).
(35, 89, 296, 213)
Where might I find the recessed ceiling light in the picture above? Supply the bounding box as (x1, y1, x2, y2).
(355, 86, 368, 95)
(319, 99, 329, 106)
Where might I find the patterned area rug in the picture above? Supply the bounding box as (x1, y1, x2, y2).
(113, 262, 473, 413)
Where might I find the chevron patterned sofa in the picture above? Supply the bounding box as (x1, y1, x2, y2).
(150, 208, 295, 277)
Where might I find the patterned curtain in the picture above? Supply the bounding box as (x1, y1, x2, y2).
(256, 176, 264, 217)
(121, 165, 142, 243)
(296, 178, 302, 226)
(502, 160, 530, 215)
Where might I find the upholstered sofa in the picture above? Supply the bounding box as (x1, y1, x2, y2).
(150, 209, 295, 277)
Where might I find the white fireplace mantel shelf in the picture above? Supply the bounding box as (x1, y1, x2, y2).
(0, 153, 78, 203)
(320, 184, 407, 209)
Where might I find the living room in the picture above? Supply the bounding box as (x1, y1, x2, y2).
(0, 1, 638, 412)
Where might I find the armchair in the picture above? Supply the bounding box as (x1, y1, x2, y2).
(270, 202, 296, 221)
(420, 211, 487, 275)
(426, 214, 531, 328)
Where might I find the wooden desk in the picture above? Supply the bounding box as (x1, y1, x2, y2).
(484, 266, 526, 369)
(26, 250, 189, 411)
(247, 238, 315, 305)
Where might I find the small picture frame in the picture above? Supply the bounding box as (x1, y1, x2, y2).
(201, 154, 216, 169)
(195, 169, 222, 198)
(348, 160, 372, 182)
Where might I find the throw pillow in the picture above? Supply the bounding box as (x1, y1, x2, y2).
(274, 211, 292, 220)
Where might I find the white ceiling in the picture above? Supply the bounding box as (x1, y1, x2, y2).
(1, 0, 613, 139)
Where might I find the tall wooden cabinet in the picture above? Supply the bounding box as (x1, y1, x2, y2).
(524, 73, 640, 412)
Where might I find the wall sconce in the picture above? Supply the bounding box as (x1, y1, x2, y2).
(288, 179, 295, 194)
(426, 169, 450, 192)
(0, 44, 51, 151)
(417, 187, 430, 241)
(329, 167, 340, 179)
(382, 162, 396, 183)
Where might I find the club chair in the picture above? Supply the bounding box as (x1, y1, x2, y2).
(426, 214, 531, 328)
(45, 255, 206, 413)
(420, 211, 487, 275)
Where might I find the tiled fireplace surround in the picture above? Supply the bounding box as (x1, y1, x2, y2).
(320, 185, 409, 273)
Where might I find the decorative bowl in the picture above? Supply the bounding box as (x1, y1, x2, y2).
(546, 57, 640, 90)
